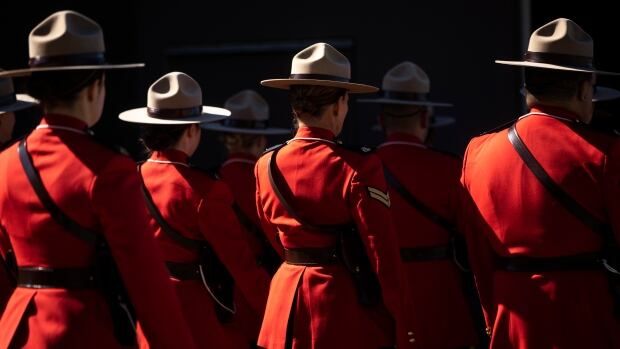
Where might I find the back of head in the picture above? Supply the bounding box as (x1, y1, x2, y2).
(524, 67, 592, 103)
(27, 70, 103, 109)
(289, 85, 346, 119)
(380, 104, 428, 133)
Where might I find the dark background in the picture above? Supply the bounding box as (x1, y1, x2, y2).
(2, 1, 618, 165)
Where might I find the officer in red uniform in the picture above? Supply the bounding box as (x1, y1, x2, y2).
(255, 42, 414, 349)
(0, 75, 38, 313)
(460, 18, 620, 348)
(203, 89, 289, 266)
(202, 89, 290, 341)
(119, 72, 272, 348)
(359, 61, 480, 349)
(0, 11, 195, 348)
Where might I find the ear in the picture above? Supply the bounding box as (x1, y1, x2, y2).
(419, 109, 430, 128)
(578, 79, 592, 101)
(332, 99, 341, 117)
(85, 80, 97, 102)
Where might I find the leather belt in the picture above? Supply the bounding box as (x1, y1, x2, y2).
(400, 245, 451, 262)
(284, 247, 339, 266)
(17, 266, 97, 289)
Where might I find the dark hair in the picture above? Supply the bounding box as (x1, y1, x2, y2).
(289, 85, 347, 117)
(524, 67, 592, 100)
(140, 124, 190, 151)
(27, 69, 104, 107)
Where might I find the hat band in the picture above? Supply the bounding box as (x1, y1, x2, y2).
(29, 52, 106, 67)
(289, 73, 350, 82)
(383, 91, 428, 101)
(147, 106, 202, 119)
(0, 93, 17, 107)
(524, 51, 593, 69)
(221, 118, 269, 129)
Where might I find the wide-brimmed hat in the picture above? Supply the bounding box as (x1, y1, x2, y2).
(496, 18, 619, 75)
(358, 61, 452, 107)
(521, 85, 620, 102)
(0, 10, 143, 78)
(261, 43, 378, 93)
(201, 89, 289, 135)
(0, 74, 38, 114)
(119, 72, 230, 125)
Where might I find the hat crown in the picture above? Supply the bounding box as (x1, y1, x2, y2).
(225, 90, 269, 121)
(0, 76, 15, 97)
(147, 72, 202, 110)
(528, 18, 593, 57)
(382, 61, 430, 94)
(29, 10, 105, 59)
(290, 43, 351, 79)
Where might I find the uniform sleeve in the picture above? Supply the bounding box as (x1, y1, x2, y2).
(197, 181, 271, 314)
(254, 161, 284, 258)
(457, 143, 496, 335)
(91, 156, 196, 349)
(348, 154, 414, 348)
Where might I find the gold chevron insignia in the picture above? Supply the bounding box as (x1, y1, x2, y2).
(367, 187, 391, 207)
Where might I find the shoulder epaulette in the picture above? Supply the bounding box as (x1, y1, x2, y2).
(479, 118, 518, 136)
(262, 143, 286, 155)
(336, 141, 375, 154)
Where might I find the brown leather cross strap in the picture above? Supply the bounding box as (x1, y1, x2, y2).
(267, 145, 347, 234)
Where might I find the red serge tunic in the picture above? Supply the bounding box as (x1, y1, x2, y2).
(0, 114, 195, 348)
(377, 132, 478, 349)
(220, 152, 279, 340)
(141, 149, 271, 348)
(460, 106, 620, 349)
(255, 126, 413, 349)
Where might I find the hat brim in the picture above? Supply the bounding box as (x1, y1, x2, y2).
(0, 94, 39, 114)
(495, 60, 620, 76)
(261, 79, 378, 94)
(371, 115, 456, 131)
(0, 63, 145, 78)
(201, 122, 290, 135)
(357, 97, 452, 107)
(593, 86, 620, 102)
(520, 85, 620, 102)
(119, 106, 230, 125)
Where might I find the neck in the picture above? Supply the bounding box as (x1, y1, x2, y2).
(527, 96, 590, 123)
(297, 115, 339, 135)
(45, 103, 95, 127)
